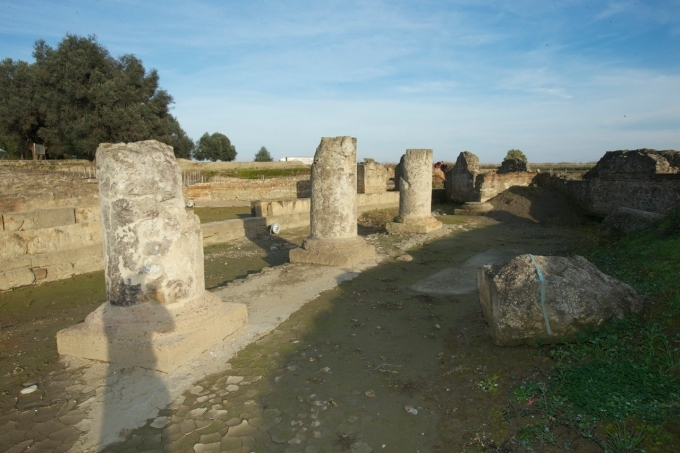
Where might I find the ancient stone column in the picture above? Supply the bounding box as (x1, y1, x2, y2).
(57, 140, 246, 372)
(387, 149, 442, 234)
(289, 136, 375, 266)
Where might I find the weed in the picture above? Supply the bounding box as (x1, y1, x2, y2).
(515, 422, 556, 451)
(603, 423, 646, 453)
(476, 372, 500, 395)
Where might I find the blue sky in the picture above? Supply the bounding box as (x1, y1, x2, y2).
(2, 0, 679, 163)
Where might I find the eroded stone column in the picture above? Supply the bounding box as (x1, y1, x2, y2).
(57, 140, 246, 372)
(386, 149, 442, 234)
(289, 136, 375, 266)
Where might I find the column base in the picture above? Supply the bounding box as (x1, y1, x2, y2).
(386, 215, 442, 234)
(289, 236, 375, 267)
(56, 292, 247, 373)
(454, 202, 493, 215)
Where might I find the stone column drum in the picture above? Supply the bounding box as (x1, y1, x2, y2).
(289, 136, 375, 266)
(387, 149, 442, 234)
(57, 140, 247, 372)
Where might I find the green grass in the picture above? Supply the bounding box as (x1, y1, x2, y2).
(504, 207, 680, 451)
(207, 167, 310, 179)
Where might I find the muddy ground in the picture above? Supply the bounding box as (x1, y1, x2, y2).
(1, 186, 615, 452)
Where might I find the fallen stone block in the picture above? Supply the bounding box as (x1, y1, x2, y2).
(477, 254, 643, 346)
(600, 207, 664, 237)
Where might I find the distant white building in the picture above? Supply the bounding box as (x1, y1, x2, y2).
(279, 157, 314, 165)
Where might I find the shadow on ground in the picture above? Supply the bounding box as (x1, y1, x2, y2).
(100, 210, 596, 452)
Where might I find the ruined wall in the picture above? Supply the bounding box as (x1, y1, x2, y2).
(1, 191, 400, 290)
(357, 159, 388, 194)
(185, 176, 311, 202)
(583, 149, 680, 178)
(445, 152, 480, 202)
(535, 149, 680, 217)
(477, 172, 538, 202)
(537, 173, 680, 217)
(445, 152, 536, 202)
(0, 166, 99, 212)
(0, 206, 103, 291)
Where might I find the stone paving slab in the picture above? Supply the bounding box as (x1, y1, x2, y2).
(2, 225, 476, 453)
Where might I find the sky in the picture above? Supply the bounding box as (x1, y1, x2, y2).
(1, 0, 679, 163)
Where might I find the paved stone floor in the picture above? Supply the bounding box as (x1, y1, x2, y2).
(1, 217, 580, 452)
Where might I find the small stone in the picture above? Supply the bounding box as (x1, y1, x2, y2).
(193, 441, 221, 453)
(396, 254, 413, 262)
(226, 420, 258, 437)
(189, 386, 204, 395)
(20, 385, 38, 394)
(226, 376, 244, 384)
(226, 384, 239, 392)
(365, 390, 375, 397)
(188, 408, 207, 419)
(150, 417, 170, 429)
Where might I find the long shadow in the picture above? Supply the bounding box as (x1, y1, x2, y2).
(99, 301, 173, 448)
(100, 208, 590, 452)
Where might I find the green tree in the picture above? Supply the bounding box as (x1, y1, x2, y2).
(504, 149, 527, 162)
(254, 146, 273, 162)
(158, 116, 194, 159)
(194, 132, 237, 161)
(0, 34, 192, 159)
(0, 58, 42, 159)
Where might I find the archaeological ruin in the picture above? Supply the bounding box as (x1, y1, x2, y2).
(386, 149, 442, 234)
(288, 136, 376, 266)
(444, 151, 537, 204)
(537, 149, 680, 216)
(56, 140, 247, 372)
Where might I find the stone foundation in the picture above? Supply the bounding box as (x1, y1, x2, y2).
(289, 236, 375, 267)
(386, 216, 442, 234)
(56, 292, 247, 372)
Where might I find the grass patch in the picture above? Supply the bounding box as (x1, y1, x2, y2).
(503, 207, 680, 451)
(209, 167, 310, 179)
(192, 206, 252, 223)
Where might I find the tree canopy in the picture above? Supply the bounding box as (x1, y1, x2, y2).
(0, 34, 193, 159)
(504, 149, 527, 162)
(254, 146, 273, 162)
(194, 132, 237, 161)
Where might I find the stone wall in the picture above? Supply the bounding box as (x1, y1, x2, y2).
(0, 166, 99, 212)
(445, 151, 537, 203)
(185, 176, 311, 202)
(477, 172, 538, 202)
(0, 206, 103, 291)
(357, 159, 388, 194)
(536, 149, 680, 217)
(583, 149, 679, 178)
(537, 173, 680, 217)
(1, 192, 400, 290)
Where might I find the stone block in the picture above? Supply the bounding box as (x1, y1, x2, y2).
(0, 268, 35, 291)
(75, 206, 100, 224)
(600, 207, 664, 237)
(477, 254, 643, 346)
(289, 237, 375, 267)
(57, 292, 247, 373)
(386, 216, 442, 234)
(2, 208, 75, 231)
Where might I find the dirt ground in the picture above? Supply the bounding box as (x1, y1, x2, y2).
(1, 186, 613, 452)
